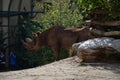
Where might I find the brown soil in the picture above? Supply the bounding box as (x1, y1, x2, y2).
(0, 56, 120, 80)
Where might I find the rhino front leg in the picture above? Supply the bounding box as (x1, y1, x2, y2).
(52, 47, 60, 61)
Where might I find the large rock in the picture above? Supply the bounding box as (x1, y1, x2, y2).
(72, 37, 120, 62)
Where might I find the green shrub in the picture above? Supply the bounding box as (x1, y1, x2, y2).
(34, 0, 83, 28)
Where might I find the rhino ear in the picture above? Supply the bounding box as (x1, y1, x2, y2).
(32, 32, 41, 37)
(36, 32, 41, 37)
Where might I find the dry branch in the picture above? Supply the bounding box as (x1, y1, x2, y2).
(91, 21, 120, 26)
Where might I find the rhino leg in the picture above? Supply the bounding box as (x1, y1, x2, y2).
(52, 46, 60, 61)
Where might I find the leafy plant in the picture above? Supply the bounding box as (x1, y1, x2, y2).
(34, 0, 83, 28)
(77, 0, 120, 21)
(13, 19, 44, 69)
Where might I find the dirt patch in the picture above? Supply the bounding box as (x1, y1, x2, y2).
(0, 56, 120, 80)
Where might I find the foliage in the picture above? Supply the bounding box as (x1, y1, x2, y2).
(108, 0, 120, 11)
(16, 49, 44, 69)
(34, 0, 83, 28)
(17, 20, 43, 39)
(14, 19, 44, 69)
(77, 0, 120, 21)
(77, 0, 120, 12)
(77, 0, 109, 11)
(40, 46, 69, 64)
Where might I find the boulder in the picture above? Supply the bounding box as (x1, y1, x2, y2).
(72, 37, 120, 62)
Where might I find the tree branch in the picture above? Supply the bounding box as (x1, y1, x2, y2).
(91, 21, 120, 26)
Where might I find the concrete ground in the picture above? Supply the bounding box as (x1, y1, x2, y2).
(0, 56, 120, 80)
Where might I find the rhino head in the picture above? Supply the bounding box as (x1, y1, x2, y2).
(22, 32, 41, 52)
